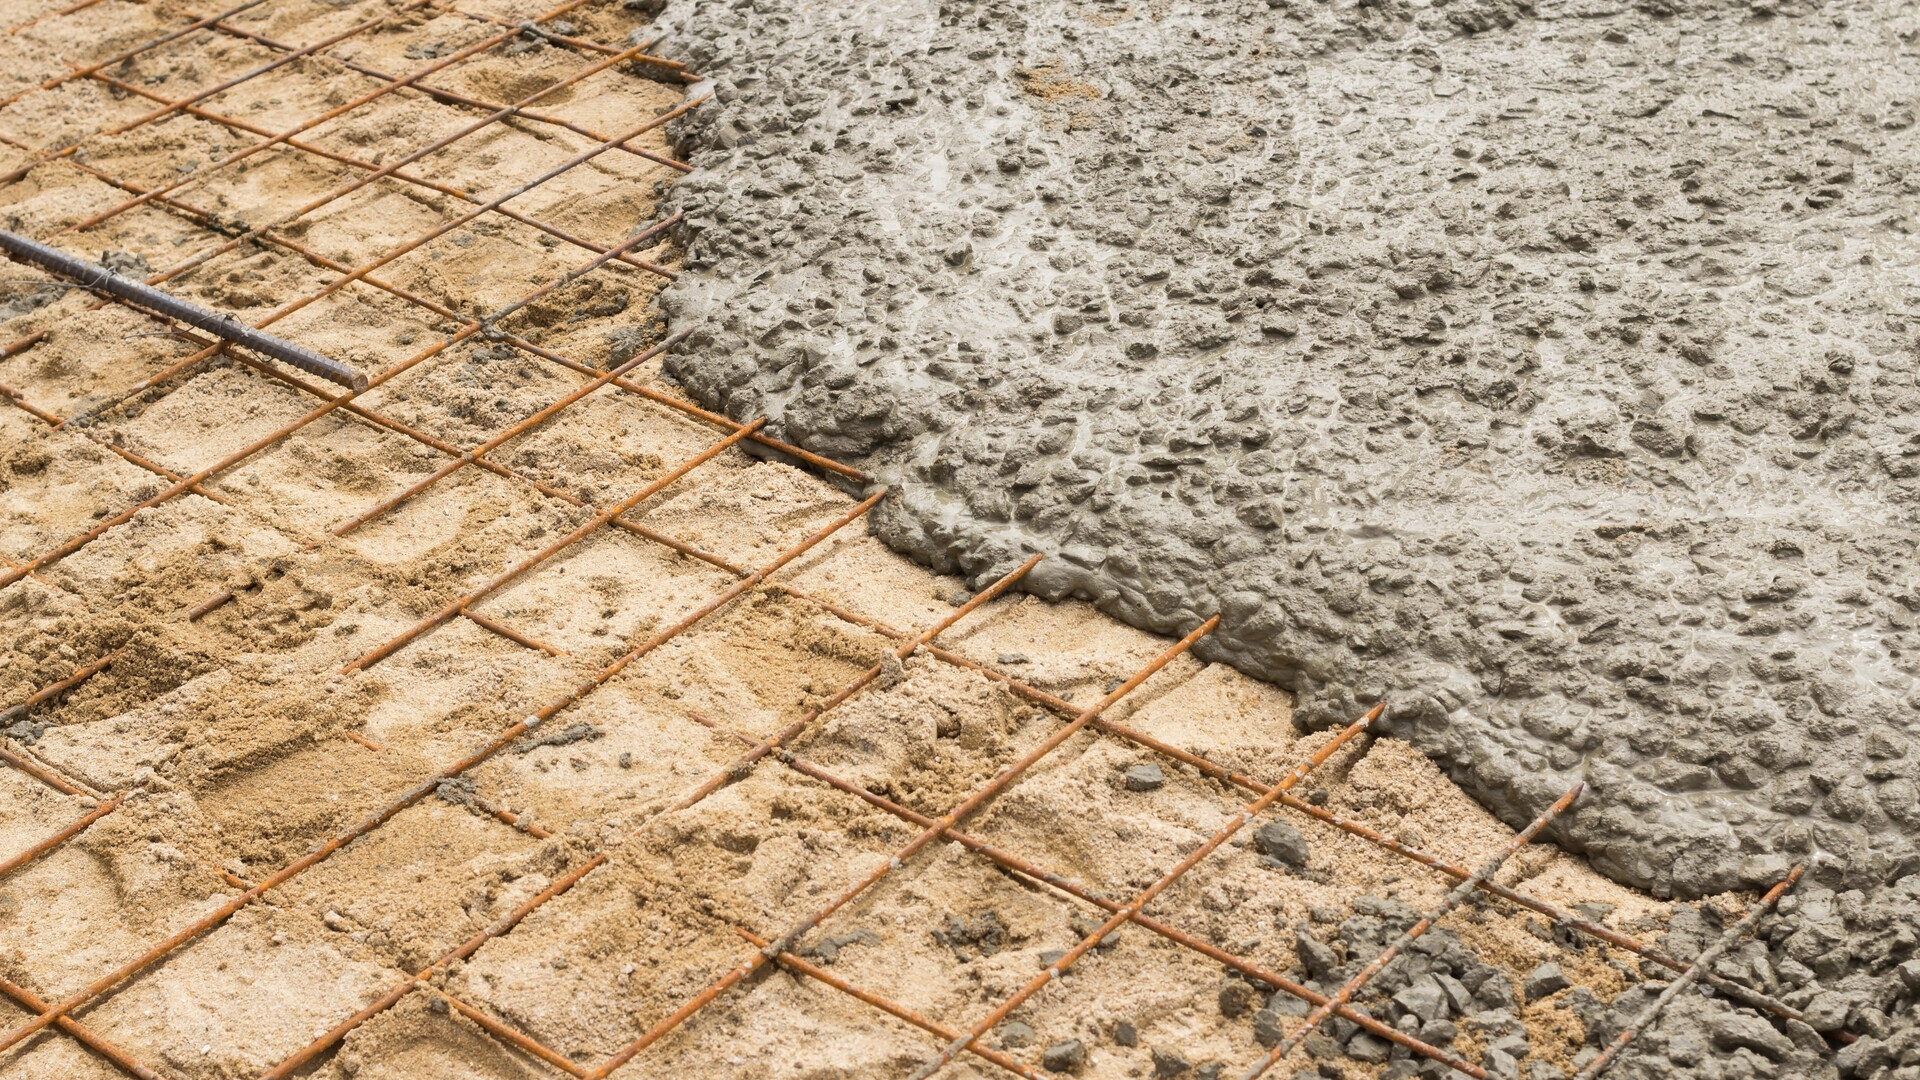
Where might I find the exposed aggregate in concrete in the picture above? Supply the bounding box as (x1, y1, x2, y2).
(641, 0, 1920, 971)
(648, 0, 1920, 903)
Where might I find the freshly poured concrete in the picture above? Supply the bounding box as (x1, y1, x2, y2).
(648, 0, 1920, 907)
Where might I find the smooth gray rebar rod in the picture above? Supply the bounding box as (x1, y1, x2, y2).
(0, 229, 368, 391)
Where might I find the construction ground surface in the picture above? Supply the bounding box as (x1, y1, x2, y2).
(0, 2, 1871, 1080)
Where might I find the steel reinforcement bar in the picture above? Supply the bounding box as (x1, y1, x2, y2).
(256, 535, 1037, 1078)
(339, 420, 764, 671)
(0, 98, 714, 594)
(782, 596, 1830, 1040)
(0, 476, 889, 1058)
(0, 0, 272, 115)
(1573, 866, 1806, 1080)
(0, 791, 126, 878)
(582, 615, 1218, 1079)
(204, 18, 693, 171)
(41, 0, 615, 230)
(735, 927, 1052, 1080)
(65, 70, 679, 278)
(2, 377, 234, 504)
(0, 3, 409, 186)
(683, 709, 1490, 1080)
(905, 705, 1381, 1080)
(1235, 784, 1587, 1080)
(0, 229, 368, 390)
(0, 973, 171, 1080)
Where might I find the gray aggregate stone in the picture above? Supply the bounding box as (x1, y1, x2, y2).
(1152, 1046, 1192, 1077)
(1804, 991, 1853, 1033)
(1221, 979, 1262, 1019)
(1433, 973, 1475, 1017)
(1253, 1008, 1288, 1048)
(1296, 929, 1343, 983)
(1349, 1033, 1393, 1064)
(1043, 1039, 1086, 1072)
(1269, 992, 1312, 1019)
(1523, 961, 1571, 1002)
(1419, 1018, 1459, 1046)
(1899, 958, 1920, 994)
(1711, 1011, 1796, 1060)
(1255, 819, 1312, 868)
(1395, 976, 1452, 1023)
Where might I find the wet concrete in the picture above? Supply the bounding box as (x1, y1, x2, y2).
(646, 0, 1920, 906)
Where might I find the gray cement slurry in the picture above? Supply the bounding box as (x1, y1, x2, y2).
(645, 0, 1920, 903)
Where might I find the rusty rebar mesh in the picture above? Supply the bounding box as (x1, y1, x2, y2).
(0, 3, 1828, 1079)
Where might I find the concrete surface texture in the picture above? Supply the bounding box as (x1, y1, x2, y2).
(647, 0, 1920, 905)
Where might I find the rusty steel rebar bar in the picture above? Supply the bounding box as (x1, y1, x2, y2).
(460, 608, 567, 657)
(0, 377, 62, 425)
(0, 743, 90, 796)
(6, 362, 233, 505)
(0, 230, 369, 390)
(260, 848, 611, 1079)
(0, 485, 891, 1058)
(15, 152, 853, 487)
(5, 0, 110, 36)
(421, 979, 590, 1077)
(1573, 866, 1806, 1080)
(47, 0, 617, 235)
(1258, 783, 1838, 1038)
(686, 710, 1492, 1080)
(223, 224, 866, 481)
(0, 340, 406, 592)
(643, 549, 1038, 823)
(0, 0, 272, 118)
(0, 251, 766, 1063)
(340, 419, 765, 672)
(733, 927, 1052, 1080)
(325, 266, 690, 540)
(261, 497, 1010, 1079)
(1236, 783, 1587, 1080)
(0, 11, 865, 1071)
(161, 316, 832, 645)
(2, 330, 47, 357)
(779, 593, 1840, 1044)
(341, 730, 387, 752)
(0, 97, 713, 593)
(228, 96, 707, 328)
(1, 647, 122, 725)
(39, 159, 705, 488)
(0, 14, 1681, 1080)
(206, 19, 693, 171)
(179, 333, 709, 623)
(0, 971, 173, 1080)
(60, 44, 681, 311)
(0, 790, 126, 878)
(585, 612, 1216, 1080)
(333, 552, 1038, 1080)
(906, 704, 1379, 1080)
(70, 72, 680, 279)
(3, 4, 406, 185)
